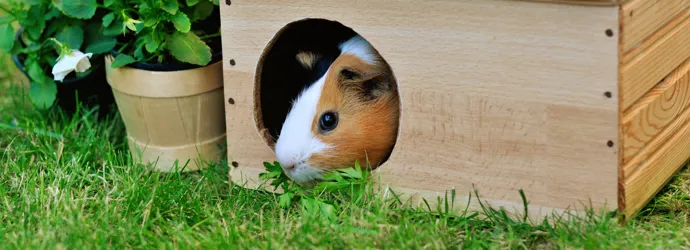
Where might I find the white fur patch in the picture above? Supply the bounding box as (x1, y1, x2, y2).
(274, 72, 333, 181)
(338, 35, 377, 65)
(287, 163, 326, 186)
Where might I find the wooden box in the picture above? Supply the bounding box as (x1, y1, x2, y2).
(219, 0, 690, 220)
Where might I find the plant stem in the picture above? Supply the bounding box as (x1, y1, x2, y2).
(116, 43, 130, 54)
(0, 4, 17, 19)
(144, 54, 158, 63)
(199, 33, 221, 40)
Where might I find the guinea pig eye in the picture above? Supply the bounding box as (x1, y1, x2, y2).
(318, 112, 338, 132)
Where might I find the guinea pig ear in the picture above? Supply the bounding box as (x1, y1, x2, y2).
(338, 67, 393, 101)
(338, 67, 362, 81)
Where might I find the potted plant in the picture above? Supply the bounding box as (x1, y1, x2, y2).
(102, 0, 226, 172)
(0, 0, 117, 118)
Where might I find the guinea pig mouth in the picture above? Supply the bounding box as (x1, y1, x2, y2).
(282, 162, 326, 187)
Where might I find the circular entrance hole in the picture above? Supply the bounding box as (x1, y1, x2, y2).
(253, 18, 401, 169)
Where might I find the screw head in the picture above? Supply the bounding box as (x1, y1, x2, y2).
(605, 29, 614, 37)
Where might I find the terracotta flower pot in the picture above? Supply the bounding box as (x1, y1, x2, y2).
(104, 53, 227, 172)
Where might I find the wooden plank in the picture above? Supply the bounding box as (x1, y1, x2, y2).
(621, 8, 690, 65)
(512, 0, 620, 6)
(620, 0, 690, 54)
(623, 110, 690, 218)
(220, 0, 620, 220)
(622, 58, 690, 164)
(623, 96, 690, 180)
(620, 14, 690, 111)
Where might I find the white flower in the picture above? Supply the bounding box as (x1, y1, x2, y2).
(51, 50, 94, 82)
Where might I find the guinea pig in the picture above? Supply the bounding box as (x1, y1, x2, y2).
(274, 35, 400, 187)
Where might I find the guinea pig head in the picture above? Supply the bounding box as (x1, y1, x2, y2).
(274, 44, 400, 187)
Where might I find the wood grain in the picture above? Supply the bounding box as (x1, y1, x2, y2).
(623, 94, 690, 180)
(105, 56, 227, 172)
(620, 14, 690, 111)
(623, 111, 690, 218)
(512, 0, 621, 6)
(512, 0, 633, 6)
(620, 0, 690, 54)
(220, 0, 619, 220)
(621, 8, 690, 66)
(622, 58, 690, 164)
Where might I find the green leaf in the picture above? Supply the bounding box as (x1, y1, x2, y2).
(134, 23, 145, 34)
(144, 33, 161, 53)
(25, 5, 46, 40)
(139, 1, 152, 11)
(103, 23, 122, 36)
(16, 10, 30, 22)
(44, 6, 61, 20)
(52, 0, 98, 19)
(27, 58, 49, 84)
(104, 0, 116, 7)
(166, 31, 211, 66)
(29, 81, 57, 110)
(24, 43, 43, 53)
(25, 0, 43, 5)
(278, 193, 295, 208)
(25, 24, 46, 41)
(300, 198, 336, 221)
(28, 4, 47, 21)
(133, 44, 145, 60)
(43, 18, 66, 38)
(102, 13, 115, 27)
(0, 23, 15, 52)
(186, 0, 200, 6)
(25, 21, 46, 41)
(0, 16, 13, 24)
(84, 17, 103, 43)
(171, 12, 191, 33)
(143, 17, 159, 27)
(144, 41, 156, 53)
(189, 0, 214, 21)
(84, 21, 117, 55)
(85, 36, 117, 55)
(26, 59, 57, 110)
(162, 0, 179, 15)
(340, 167, 363, 180)
(43, 54, 59, 68)
(56, 25, 84, 50)
(9, 40, 22, 55)
(110, 54, 137, 68)
(314, 181, 350, 192)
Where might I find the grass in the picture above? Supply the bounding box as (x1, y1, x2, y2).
(2, 54, 690, 249)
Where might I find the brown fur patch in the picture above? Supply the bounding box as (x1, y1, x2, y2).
(308, 53, 400, 171)
(295, 51, 319, 70)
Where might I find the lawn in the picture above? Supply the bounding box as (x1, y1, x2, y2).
(2, 52, 690, 249)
